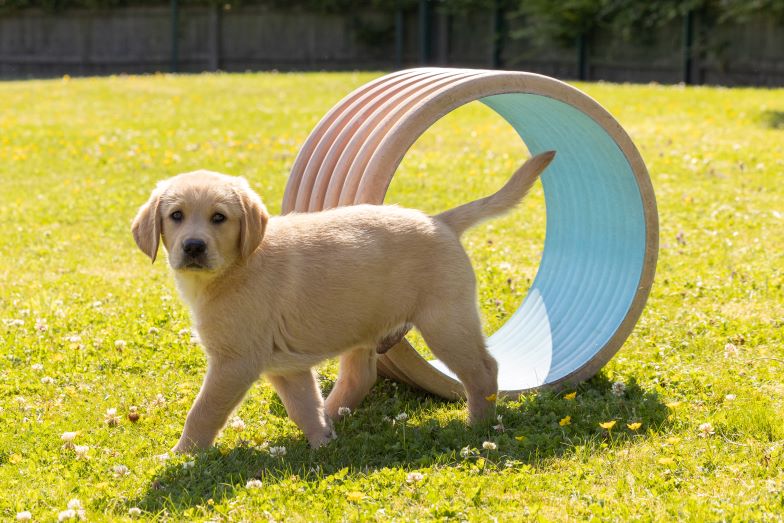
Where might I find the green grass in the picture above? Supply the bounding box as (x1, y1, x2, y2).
(1, 72, 783, 522)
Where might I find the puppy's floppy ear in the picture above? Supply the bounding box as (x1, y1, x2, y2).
(131, 186, 163, 263)
(236, 180, 269, 259)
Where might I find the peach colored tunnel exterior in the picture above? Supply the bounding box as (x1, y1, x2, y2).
(282, 68, 659, 400)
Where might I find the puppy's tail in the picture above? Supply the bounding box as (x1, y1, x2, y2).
(434, 151, 556, 237)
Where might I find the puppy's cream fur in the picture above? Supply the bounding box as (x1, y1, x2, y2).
(132, 151, 555, 452)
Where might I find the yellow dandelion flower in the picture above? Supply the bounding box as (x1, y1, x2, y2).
(559, 415, 571, 426)
(485, 393, 497, 402)
(665, 401, 681, 408)
(346, 491, 364, 502)
(514, 435, 526, 442)
(658, 457, 675, 466)
(563, 392, 577, 400)
(627, 422, 642, 431)
(599, 420, 617, 430)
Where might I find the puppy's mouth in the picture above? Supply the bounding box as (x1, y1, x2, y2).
(175, 258, 212, 271)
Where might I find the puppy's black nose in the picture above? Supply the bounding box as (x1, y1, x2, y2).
(183, 238, 207, 257)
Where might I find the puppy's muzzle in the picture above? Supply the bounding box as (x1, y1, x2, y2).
(182, 238, 208, 268)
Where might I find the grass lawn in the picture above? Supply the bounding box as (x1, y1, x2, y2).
(1, 72, 783, 521)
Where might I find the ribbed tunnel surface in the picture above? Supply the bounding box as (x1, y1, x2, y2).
(282, 68, 658, 399)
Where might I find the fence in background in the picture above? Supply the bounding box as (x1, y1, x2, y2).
(1, 4, 783, 85)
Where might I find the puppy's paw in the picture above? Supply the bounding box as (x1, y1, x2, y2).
(171, 443, 192, 455)
(307, 426, 337, 449)
(172, 437, 202, 455)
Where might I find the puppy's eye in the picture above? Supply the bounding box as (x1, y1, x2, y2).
(211, 213, 226, 224)
(170, 211, 183, 222)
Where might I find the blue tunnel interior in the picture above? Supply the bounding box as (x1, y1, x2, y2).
(427, 93, 648, 390)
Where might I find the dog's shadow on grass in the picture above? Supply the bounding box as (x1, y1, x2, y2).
(130, 373, 668, 514)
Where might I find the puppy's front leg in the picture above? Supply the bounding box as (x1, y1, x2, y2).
(266, 369, 335, 448)
(173, 355, 260, 453)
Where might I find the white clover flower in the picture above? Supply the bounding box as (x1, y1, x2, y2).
(395, 412, 408, 422)
(105, 407, 121, 426)
(41, 376, 55, 384)
(182, 460, 195, 470)
(6, 319, 25, 327)
(725, 394, 737, 401)
(61, 431, 78, 443)
(229, 416, 246, 431)
(148, 327, 159, 335)
(73, 445, 89, 458)
(35, 319, 48, 332)
(338, 406, 351, 416)
(482, 441, 497, 451)
(153, 393, 166, 406)
(498, 261, 512, 271)
(698, 422, 715, 437)
(31, 363, 44, 371)
(406, 471, 424, 483)
(67, 499, 82, 510)
(58, 509, 77, 521)
(155, 452, 170, 462)
(246, 478, 263, 489)
(460, 446, 475, 458)
(67, 335, 82, 343)
(128, 507, 142, 517)
(269, 446, 286, 457)
(16, 511, 32, 521)
(724, 342, 739, 358)
(114, 340, 127, 350)
(611, 381, 626, 397)
(112, 464, 130, 477)
(178, 328, 190, 337)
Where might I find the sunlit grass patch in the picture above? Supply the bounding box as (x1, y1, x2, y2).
(1, 73, 782, 521)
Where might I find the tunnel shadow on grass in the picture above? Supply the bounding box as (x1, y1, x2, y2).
(129, 372, 668, 515)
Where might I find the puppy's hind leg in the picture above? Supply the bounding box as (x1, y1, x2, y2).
(414, 304, 498, 425)
(267, 369, 335, 448)
(324, 347, 377, 420)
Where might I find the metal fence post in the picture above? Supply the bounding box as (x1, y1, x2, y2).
(577, 32, 588, 80)
(682, 9, 694, 85)
(418, 0, 431, 65)
(208, 4, 221, 71)
(395, 1, 404, 68)
(170, 0, 179, 73)
(491, 1, 505, 69)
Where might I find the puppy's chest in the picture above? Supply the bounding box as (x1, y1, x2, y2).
(193, 293, 265, 340)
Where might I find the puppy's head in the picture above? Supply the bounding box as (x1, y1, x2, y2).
(131, 171, 268, 274)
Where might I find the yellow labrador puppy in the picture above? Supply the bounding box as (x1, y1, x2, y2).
(132, 151, 555, 453)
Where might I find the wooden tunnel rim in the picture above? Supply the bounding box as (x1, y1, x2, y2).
(282, 68, 659, 399)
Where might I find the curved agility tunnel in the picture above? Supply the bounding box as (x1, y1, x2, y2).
(282, 68, 658, 399)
